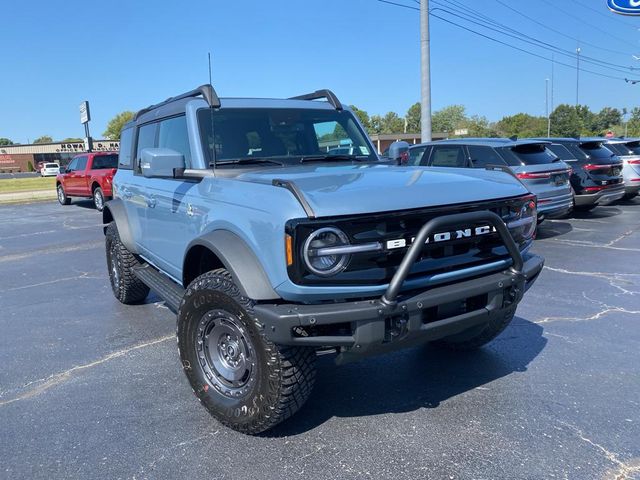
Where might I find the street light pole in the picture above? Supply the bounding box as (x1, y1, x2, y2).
(546, 78, 550, 137)
(576, 47, 581, 106)
(420, 0, 432, 142)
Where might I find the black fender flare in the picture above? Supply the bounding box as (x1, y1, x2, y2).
(185, 230, 280, 301)
(102, 198, 138, 254)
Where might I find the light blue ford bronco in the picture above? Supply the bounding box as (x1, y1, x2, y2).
(103, 85, 544, 434)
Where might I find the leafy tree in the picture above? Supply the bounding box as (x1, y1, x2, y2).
(0, 137, 13, 146)
(627, 107, 640, 136)
(61, 137, 83, 143)
(574, 105, 596, 135)
(381, 112, 405, 134)
(369, 115, 383, 135)
(33, 135, 53, 144)
(461, 115, 498, 137)
(550, 105, 583, 138)
(349, 105, 371, 132)
(592, 107, 622, 134)
(496, 113, 547, 138)
(432, 105, 466, 135)
(405, 102, 421, 133)
(103, 111, 135, 140)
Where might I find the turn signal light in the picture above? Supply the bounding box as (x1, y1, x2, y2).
(285, 234, 293, 266)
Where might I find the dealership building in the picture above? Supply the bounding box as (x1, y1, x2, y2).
(0, 140, 120, 173)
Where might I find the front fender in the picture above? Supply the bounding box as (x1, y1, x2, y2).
(185, 230, 280, 301)
(102, 198, 138, 254)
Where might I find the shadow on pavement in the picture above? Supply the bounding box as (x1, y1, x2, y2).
(71, 199, 99, 210)
(536, 220, 573, 240)
(571, 206, 622, 219)
(266, 317, 546, 437)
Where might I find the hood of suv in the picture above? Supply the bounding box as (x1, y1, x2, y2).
(237, 164, 529, 217)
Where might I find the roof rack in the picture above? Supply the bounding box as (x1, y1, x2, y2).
(135, 84, 221, 120)
(289, 89, 343, 111)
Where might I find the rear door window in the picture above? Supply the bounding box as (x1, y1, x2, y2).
(625, 141, 640, 155)
(118, 128, 134, 169)
(429, 145, 468, 168)
(135, 123, 158, 173)
(502, 144, 558, 165)
(606, 143, 630, 156)
(467, 145, 505, 168)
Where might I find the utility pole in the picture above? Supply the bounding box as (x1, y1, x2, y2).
(545, 78, 550, 137)
(576, 46, 581, 106)
(420, 0, 432, 142)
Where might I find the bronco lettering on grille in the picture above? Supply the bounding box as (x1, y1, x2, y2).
(385, 225, 496, 250)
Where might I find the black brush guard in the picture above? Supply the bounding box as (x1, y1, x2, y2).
(254, 211, 544, 363)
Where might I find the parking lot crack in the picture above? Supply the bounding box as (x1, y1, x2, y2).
(544, 266, 639, 296)
(3, 271, 102, 292)
(536, 292, 640, 324)
(0, 335, 174, 407)
(559, 421, 640, 480)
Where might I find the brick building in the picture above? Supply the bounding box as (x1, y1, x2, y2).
(0, 140, 120, 173)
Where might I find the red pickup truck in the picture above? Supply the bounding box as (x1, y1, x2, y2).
(56, 152, 118, 211)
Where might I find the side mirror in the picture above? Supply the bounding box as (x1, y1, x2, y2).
(388, 141, 410, 165)
(141, 148, 185, 178)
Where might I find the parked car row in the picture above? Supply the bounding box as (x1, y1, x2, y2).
(389, 136, 637, 219)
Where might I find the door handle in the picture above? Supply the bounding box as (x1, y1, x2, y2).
(186, 203, 194, 217)
(146, 195, 157, 208)
(121, 188, 132, 199)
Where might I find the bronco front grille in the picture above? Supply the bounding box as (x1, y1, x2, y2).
(286, 196, 529, 286)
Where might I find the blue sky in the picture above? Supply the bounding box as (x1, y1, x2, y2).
(1, 0, 638, 143)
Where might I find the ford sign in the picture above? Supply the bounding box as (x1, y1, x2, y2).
(608, 0, 640, 15)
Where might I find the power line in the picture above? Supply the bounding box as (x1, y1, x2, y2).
(537, 0, 633, 47)
(491, 0, 635, 57)
(375, 0, 418, 12)
(375, 0, 639, 82)
(569, 0, 637, 28)
(430, 2, 636, 74)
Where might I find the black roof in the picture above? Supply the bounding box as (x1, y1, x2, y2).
(410, 138, 551, 149)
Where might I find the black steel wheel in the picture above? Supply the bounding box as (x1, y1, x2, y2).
(177, 268, 316, 435)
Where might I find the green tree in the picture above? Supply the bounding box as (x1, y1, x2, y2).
(627, 107, 640, 136)
(61, 137, 83, 143)
(0, 137, 13, 146)
(575, 105, 596, 135)
(349, 105, 371, 132)
(432, 105, 466, 135)
(381, 112, 405, 134)
(405, 102, 421, 133)
(369, 115, 383, 135)
(33, 135, 53, 144)
(103, 111, 135, 140)
(461, 115, 498, 137)
(496, 113, 547, 138)
(550, 105, 582, 138)
(592, 107, 622, 134)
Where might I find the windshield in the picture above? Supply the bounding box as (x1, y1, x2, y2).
(579, 142, 615, 160)
(499, 143, 558, 165)
(198, 108, 376, 167)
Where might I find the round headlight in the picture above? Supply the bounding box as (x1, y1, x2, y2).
(303, 227, 350, 277)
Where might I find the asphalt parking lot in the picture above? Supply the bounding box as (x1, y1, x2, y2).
(0, 199, 639, 480)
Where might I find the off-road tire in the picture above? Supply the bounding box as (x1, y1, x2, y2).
(177, 269, 316, 435)
(431, 308, 516, 351)
(93, 186, 105, 212)
(57, 184, 71, 205)
(105, 222, 150, 304)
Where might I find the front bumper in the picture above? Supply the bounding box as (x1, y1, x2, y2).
(574, 184, 625, 206)
(254, 211, 544, 363)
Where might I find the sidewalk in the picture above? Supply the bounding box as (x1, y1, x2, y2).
(0, 189, 57, 204)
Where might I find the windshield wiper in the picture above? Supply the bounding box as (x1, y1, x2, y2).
(300, 154, 369, 163)
(214, 157, 284, 166)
